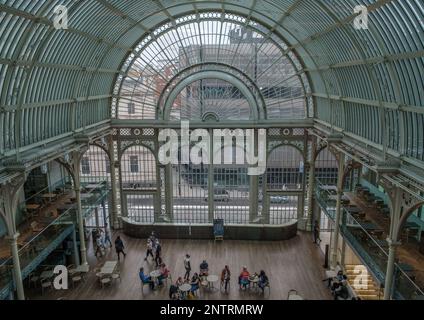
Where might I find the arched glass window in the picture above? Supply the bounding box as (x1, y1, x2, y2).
(114, 12, 310, 121)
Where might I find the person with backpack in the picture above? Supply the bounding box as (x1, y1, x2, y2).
(114, 236, 126, 261)
(184, 254, 191, 280)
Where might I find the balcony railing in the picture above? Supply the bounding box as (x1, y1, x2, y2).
(0, 185, 109, 299)
(315, 178, 424, 300)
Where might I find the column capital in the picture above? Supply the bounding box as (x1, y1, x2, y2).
(386, 238, 401, 247)
(6, 233, 20, 242)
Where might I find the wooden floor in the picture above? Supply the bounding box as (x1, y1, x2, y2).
(26, 231, 332, 300)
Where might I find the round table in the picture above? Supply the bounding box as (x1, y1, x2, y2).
(179, 283, 192, 299)
(207, 275, 219, 290)
(249, 276, 259, 292)
(150, 270, 162, 287)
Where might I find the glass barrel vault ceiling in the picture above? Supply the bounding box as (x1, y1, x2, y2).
(0, 0, 423, 164)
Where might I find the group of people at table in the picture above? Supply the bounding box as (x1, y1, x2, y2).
(138, 234, 270, 299)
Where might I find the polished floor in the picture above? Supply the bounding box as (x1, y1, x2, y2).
(26, 231, 332, 300)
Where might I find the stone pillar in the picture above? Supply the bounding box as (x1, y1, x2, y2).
(330, 152, 345, 269)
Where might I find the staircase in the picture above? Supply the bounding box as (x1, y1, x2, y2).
(344, 264, 383, 300)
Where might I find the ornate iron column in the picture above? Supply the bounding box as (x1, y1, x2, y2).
(71, 150, 88, 265)
(306, 135, 317, 231)
(0, 174, 26, 300)
(330, 152, 345, 269)
(108, 135, 120, 229)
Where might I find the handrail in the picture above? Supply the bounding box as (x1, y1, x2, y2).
(0, 188, 109, 268)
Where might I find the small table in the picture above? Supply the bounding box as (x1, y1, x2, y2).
(320, 185, 338, 192)
(359, 222, 378, 231)
(25, 204, 41, 219)
(41, 193, 57, 202)
(75, 264, 90, 273)
(288, 294, 304, 300)
(249, 276, 259, 292)
(345, 206, 361, 214)
(85, 183, 102, 189)
(207, 275, 219, 290)
(179, 283, 192, 299)
(100, 260, 118, 275)
(40, 270, 54, 280)
(150, 270, 162, 286)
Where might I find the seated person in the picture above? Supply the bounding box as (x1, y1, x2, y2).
(324, 270, 344, 288)
(158, 263, 170, 285)
(331, 274, 347, 292)
(139, 267, 154, 290)
(190, 273, 200, 293)
(238, 266, 250, 289)
(258, 270, 269, 292)
(175, 276, 184, 287)
(333, 280, 349, 300)
(199, 260, 209, 277)
(169, 284, 179, 300)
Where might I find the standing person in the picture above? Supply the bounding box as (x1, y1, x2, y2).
(145, 239, 154, 261)
(238, 266, 250, 289)
(114, 236, 126, 261)
(94, 234, 104, 258)
(258, 270, 269, 293)
(155, 241, 162, 267)
(184, 254, 191, 281)
(103, 223, 113, 248)
(149, 232, 157, 251)
(313, 220, 321, 244)
(221, 265, 231, 292)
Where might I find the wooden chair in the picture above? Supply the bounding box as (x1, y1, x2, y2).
(41, 278, 52, 295)
(111, 272, 121, 283)
(71, 273, 83, 288)
(67, 264, 77, 277)
(28, 272, 40, 289)
(100, 276, 112, 289)
(141, 280, 152, 295)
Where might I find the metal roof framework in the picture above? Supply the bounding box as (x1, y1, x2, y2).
(0, 0, 422, 172)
